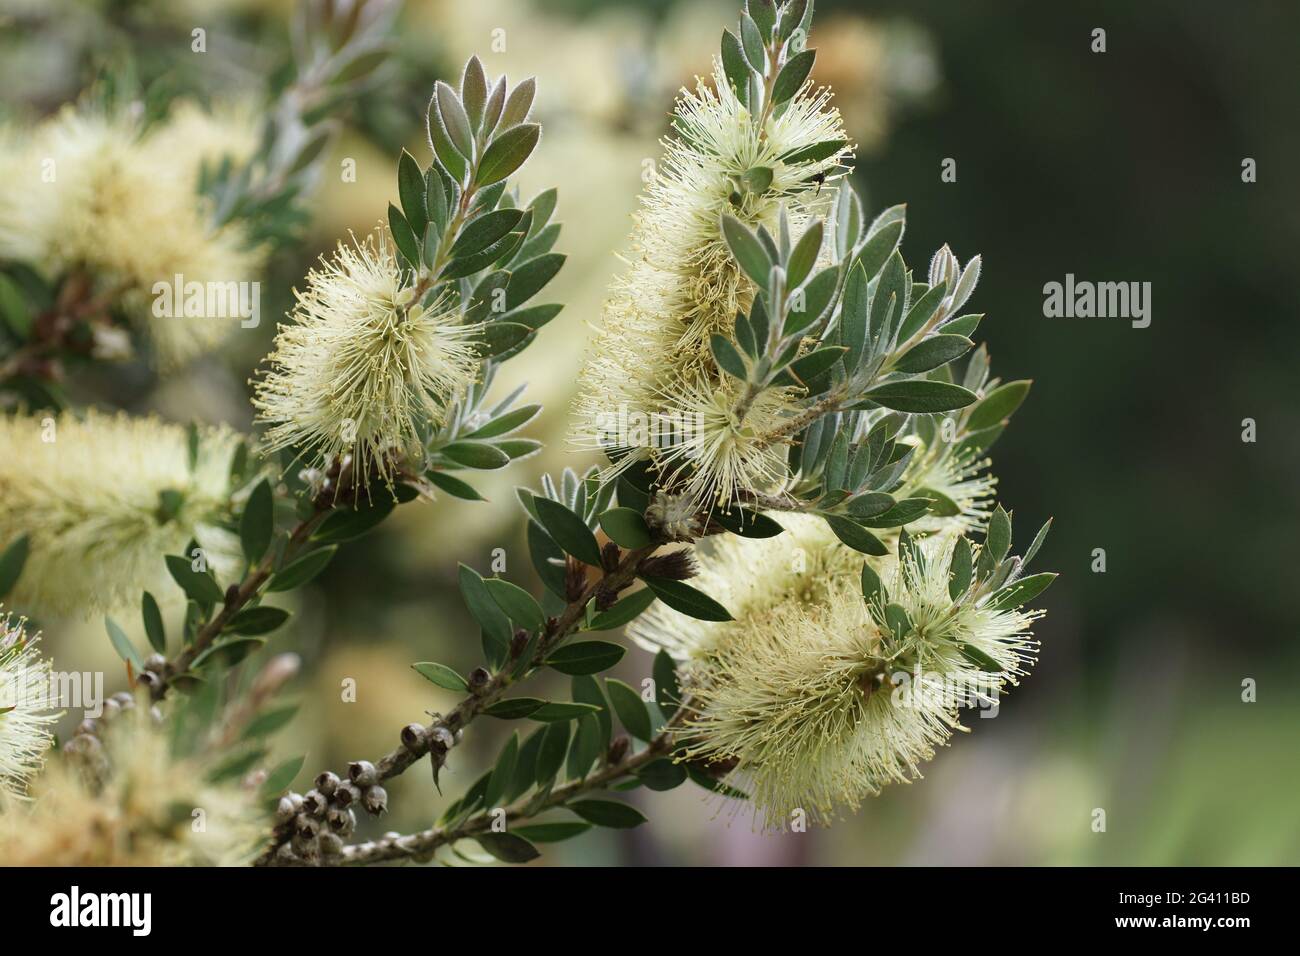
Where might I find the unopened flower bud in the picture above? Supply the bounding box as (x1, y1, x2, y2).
(326, 807, 356, 835)
(334, 781, 361, 807)
(509, 628, 529, 659)
(467, 667, 491, 695)
(302, 789, 328, 817)
(600, 540, 621, 572)
(608, 734, 630, 764)
(223, 584, 240, 605)
(400, 723, 427, 754)
(363, 785, 388, 815)
(348, 760, 378, 787)
(639, 550, 698, 581)
(564, 555, 587, 602)
(317, 831, 344, 856)
(252, 653, 301, 698)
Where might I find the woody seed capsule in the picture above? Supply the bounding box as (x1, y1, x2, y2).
(348, 760, 378, 787)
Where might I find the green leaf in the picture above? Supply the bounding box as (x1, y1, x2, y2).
(566, 714, 601, 780)
(711, 508, 784, 538)
(165, 554, 224, 604)
(587, 588, 657, 631)
(105, 616, 144, 670)
(860, 497, 933, 529)
(459, 564, 512, 664)
(412, 661, 469, 692)
(476, 123, 541, 187)
(534, 721, 571, 786)
(720, 29, 750, 102)
(636, 759, 688, 791)
(452, 208, 524, 258)
(748, 0, 777, 39)
(505, 253, 566, 310)
(513, 821, 591, 843)
(597, 507, 652, 549)
(387, 203, 420, 268)
(534, 497, 602, 567)
(0, 534, 30, 600)
(397, 149, 428, 238)
(967, 380, 1032, 430)
(653, 649, 680, 718)
(427, 471, 484, 501)
(710, 333, 749, 380)
(267, 546, 337, 591)
(1022, 518, 1053, 568)
(822, 514, 888, 555)
(475, 831, 539, 864)
(441, 441, 511, 470)
(260, 754, 305, 797)
(861, 561, 882, 602)
(530, 701, 602, 722)
(241, 703, 297, 741)
(484, 577, 544, 631)
(605, 678, 653, 742)
(641, 577, 732, 622)
(483, 698, 545, 719)
(226, 606, 290, 636)
(485, 732, 519, 808)
(434, 80, 474, 157)
(782, 139, 846, 165)
(986, 505, 1012, 564)
(567, 798, 647, 829)
(897, 280, 949, 342)
(960, 643, 1002, 673)
(141, 591, 166, 654)
(720, 213, 772, 289)
(854, 219, 903, 281)
(239, 478, 274, 565)
(893, 334, 974, 374)
(466, 404, 542, 440)
(772, 49, 815, 104)
(988, 572, 1057, 611)
(546, 641, 626, 676)
(864, 380, 977, 413)
(786, 219, 823, 289)
(500, 76, 536, 129)
(312, 498, 395, 543)
(949, 537, 973, 599)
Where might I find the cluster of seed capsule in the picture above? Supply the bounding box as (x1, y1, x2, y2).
(63, 687, 163, 758)
(271, 717, 462, 864)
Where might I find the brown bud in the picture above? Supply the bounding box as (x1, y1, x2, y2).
(363, 785, 388, 815)
(607, 734, 630, 765)
(600, 540, 620, 572)
(564, 555, 586, 602)
(594, 583, 618, 612)
(467, 667, 491, 695)
(301, 790, 329, 817)
(224, 583, 240, 606)
(400, 723, 427, 754)
(348, 760, 378, 787)
(639, 550, 698, 581)
(509, 628, 529, 659)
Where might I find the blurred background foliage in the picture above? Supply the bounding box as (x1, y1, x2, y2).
(4, 0, 1296, 865)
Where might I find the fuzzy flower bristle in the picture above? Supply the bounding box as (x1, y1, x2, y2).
(0, 409, 241, 618)
(0, 613, 59, 797)
(572, 57, 850, 506)
(253, 228, 481, 491)
(0, 105, 264, 368)
(0, 705, 267, 866)
(634, 518, 1043, 829)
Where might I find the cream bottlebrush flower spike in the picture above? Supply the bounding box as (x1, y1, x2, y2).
(252, 228, 481, 491)
(0, 106, 264, 368)
(0, 612, 59, 797)
(633, 513, 1053, 829)
(0, 409, 241, 618)
(0, 703, 267, 866)
(255, 56, 564, 496)
(573, 0, 850, 508)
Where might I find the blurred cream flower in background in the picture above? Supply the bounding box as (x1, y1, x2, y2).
(0, 612, 59, 797)
(0, 409, 242, 618)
